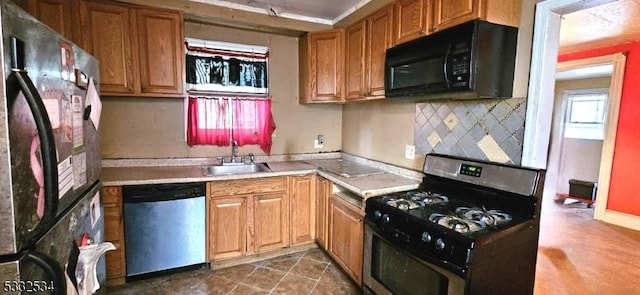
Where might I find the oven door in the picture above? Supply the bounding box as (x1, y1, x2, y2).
(363, 223, 465, 295)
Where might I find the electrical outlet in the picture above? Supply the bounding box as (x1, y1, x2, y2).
(405, 144, 415, 160)
(314, 139, 324, 149)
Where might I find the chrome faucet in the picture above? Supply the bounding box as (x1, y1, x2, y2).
(230, 140, 239, 163)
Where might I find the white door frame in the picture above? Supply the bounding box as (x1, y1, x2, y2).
(524, 0, 640, 230)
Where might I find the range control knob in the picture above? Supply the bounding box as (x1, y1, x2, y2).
(435, 238, 445, 250)
(421, 232, 432, 243)
(374, 210, 382, 220)
(382, 214, 390, 224)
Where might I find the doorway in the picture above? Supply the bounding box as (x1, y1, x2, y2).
(546, 62, 613, 214)
(522, 0, 637, 229)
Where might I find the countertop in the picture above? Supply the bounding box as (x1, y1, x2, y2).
(101, 154, 422, 198)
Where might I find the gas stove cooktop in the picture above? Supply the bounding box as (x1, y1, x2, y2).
(372, 189, 517, 236)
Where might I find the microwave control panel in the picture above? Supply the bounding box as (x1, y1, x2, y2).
(447, 42, 471, 89)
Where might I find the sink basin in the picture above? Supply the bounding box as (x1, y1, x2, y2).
(202, 163, 271, 176)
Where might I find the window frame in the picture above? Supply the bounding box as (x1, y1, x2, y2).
(563, 88, 609, 140)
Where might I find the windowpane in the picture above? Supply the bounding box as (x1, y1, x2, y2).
(563, 89, 608, 140)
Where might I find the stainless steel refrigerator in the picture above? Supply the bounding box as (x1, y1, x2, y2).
(0, 1, 105, 294)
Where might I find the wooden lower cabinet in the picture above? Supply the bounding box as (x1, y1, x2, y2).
(290, 175, 315, 246)
(315, 176, 331, 248)
(328, 194, 364, 285)
(208, 197, 247, 260)
(207, 177, 290, 261)
(254, 192, 289, 252)
(102, 186, 126, 286)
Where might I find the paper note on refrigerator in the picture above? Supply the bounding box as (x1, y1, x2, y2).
(58, 156, 73, 199)
(72, 152, 87, 190)
(86, 78, 101, 130)
(43, 98, 61, 129)
(72, 95, 84, 149)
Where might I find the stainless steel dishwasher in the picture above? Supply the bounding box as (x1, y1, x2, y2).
(123, 182, 206, 280)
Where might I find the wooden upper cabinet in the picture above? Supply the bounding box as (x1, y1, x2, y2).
(394, 0, 431, 45)
(27, 0, 78, 42)
(300, 29, 345, 103)
(79, 0, 184, 97)
(136, 8, 184, 95)
(393, 0, 521, 45)
(433, 0, 521, 31)
(432, 0, 479, 31)
(79, 1, 135, 94)
(366, 5, 394, 98)
(345, 21, 366, 100)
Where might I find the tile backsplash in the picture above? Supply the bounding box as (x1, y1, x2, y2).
(415, 98, 526, 164)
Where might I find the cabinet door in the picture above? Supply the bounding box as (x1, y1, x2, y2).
(136, 8, 184, 95)
(394, 0, 431, 45)
(366, 5, 393, 98)
(102, 186, 126, 286)
(433, 0, 480, 31)
(307, 29, 344, 102)
(290, 175, 315, 246)
(27, 0, 77, 42)
(315, 177, 331, 249)
(79, 0, 135, 94)
(345, 21, 366, 100)
(328, 195, 364, 285)
(253, 192, 289, 252)
(209, 197, 247, 260)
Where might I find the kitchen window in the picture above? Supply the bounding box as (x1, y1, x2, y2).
(563, 88, 608, 140)
(184, 38, 275, 153)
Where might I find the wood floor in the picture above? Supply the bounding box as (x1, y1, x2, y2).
(534, 196, 640, 294)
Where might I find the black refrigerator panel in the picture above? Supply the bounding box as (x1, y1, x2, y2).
(0, 0, 101, 256)
(0, 182, 105, 295)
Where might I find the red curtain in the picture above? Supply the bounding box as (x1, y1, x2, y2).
(186, 96, 276, 154)
(187, 96, 231, 146)
(233, 98, 275, 154)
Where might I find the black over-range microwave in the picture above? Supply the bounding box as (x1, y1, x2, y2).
(384, 20, 518, 99)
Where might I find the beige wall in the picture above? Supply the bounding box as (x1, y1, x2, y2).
(342, 100, 423, 170)
(100, 22, 342, 159)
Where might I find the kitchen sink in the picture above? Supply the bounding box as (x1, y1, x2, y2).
(202, 163, 271, 176)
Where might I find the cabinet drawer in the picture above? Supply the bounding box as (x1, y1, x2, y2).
(209, 177, 287, 196)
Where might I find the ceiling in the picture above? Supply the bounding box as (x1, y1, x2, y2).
(559, 0, 640, 54)
(192, 0, 368, 24)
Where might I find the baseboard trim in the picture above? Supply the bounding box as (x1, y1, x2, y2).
(209, 243, 318, 270)
(599, 210, 640, 231)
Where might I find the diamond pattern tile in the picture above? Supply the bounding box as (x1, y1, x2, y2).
(428, 131, 442, 148)
(415, 98, 526, 164)
(444, 113, 459, 130)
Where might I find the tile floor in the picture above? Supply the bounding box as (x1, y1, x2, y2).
(108, 248, 361, 295)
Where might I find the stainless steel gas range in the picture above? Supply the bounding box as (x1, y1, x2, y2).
(363, 154, 545, 295)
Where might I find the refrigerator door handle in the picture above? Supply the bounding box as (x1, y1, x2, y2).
(7, 37, 59, 244)
(25, 250, 66, 295)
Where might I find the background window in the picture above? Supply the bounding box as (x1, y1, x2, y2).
(563, 89, 608, 140)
